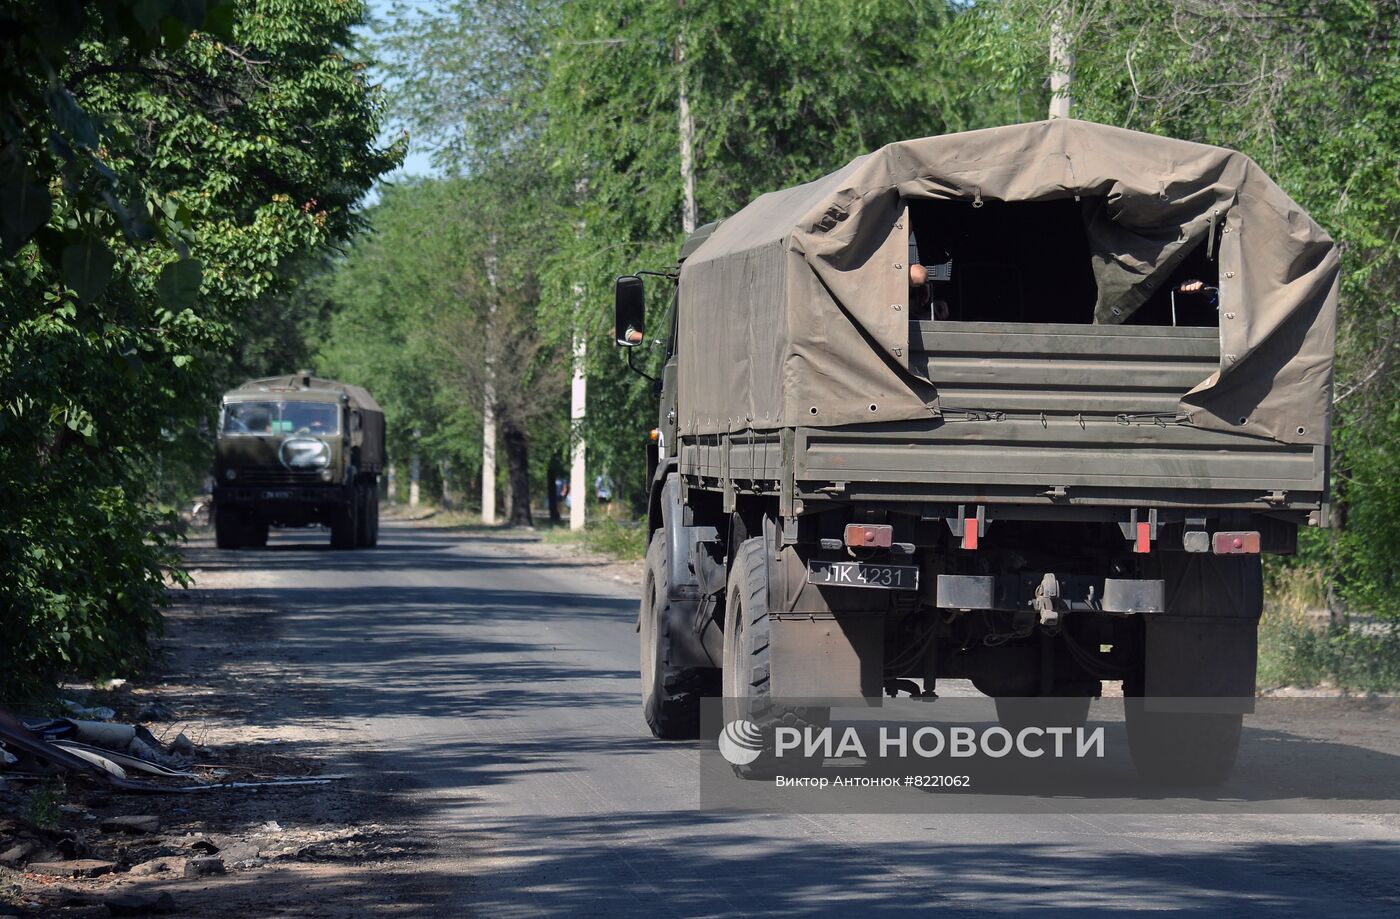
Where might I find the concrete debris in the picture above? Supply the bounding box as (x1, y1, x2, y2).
(72, 721, 136, 750)
(184, 855, 225, 878)
(105, 890, 176, 916)
(126, 859, 173, 877)
(60, 701, 117, 722)
(26, 859, 117, 879)
(0, 842, 36, 866)
(99, 815, 160, 835)
(136, 701, 177, 723)
(188, 837, 219, 855)
(169, 733, 196, 756)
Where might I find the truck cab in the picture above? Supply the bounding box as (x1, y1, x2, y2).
(212, 372, 385, 550)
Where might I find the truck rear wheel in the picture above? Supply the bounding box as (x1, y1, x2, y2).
(722, 537, 828, 775)
(354, 484, 374, 548)
(640, 535, 706, 739)
(366, 486, 380, 547)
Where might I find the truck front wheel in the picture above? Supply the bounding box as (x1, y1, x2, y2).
(722, 537, 828, 775)
(640, 534, 705, 739)
(330, 495, 358, 550)
(214, 508, 242, 549)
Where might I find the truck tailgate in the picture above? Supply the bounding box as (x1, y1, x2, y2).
(793, 321, 1325, 512)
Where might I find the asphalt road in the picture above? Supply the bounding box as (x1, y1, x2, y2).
(186, 523, 1400, 918)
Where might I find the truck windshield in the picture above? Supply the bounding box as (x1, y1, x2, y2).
(222, 401, 340, 437)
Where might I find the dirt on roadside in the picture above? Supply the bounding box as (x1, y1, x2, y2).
(0, 568, 435, 918)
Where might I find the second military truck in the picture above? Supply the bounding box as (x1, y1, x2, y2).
(213, 373, 385, 550)
(615, 120, 1337, 785)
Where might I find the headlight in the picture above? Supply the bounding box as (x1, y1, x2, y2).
(319, 468, 333, 481)
(225, 469, 237, 480)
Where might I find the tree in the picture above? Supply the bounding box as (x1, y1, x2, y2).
(0, 0, 401, 698)
(317, 175, 568, 525)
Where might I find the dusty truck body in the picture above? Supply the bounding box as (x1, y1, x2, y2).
(212, 373, 386, 550)
(615, 119, 1336, 784)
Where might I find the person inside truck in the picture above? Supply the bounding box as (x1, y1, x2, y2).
(1176, 278, 1219, 306)
(908, 262, 950, 321)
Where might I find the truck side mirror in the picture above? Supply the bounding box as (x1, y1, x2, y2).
(614, 275, 645, 347)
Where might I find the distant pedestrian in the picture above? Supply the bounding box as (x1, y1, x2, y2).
(595, 473, 615, 514)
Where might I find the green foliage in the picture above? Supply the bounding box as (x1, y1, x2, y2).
(24, 778, 66, 831)
(364, 1, 1013, 512)
(1, 1, 400, 699)
(1259, 615, 1400, 693)
(581, 516, 647, 561)
(315, 174, 568, 522)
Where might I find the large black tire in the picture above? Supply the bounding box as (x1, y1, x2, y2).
(722, 537, 829, 777)
(246, 521, 269, 548)
(1125, 702, 1242, 786)
(330, 493, 358, 550)
(640, 534, 706, 739)
(994, 696, 1092, 734)
(354, 484, 374, 548)
(214, 508, 242, 549)
(366, 487, 380, 547)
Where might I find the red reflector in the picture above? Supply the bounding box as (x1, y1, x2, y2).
(843, 524, 892, 548)
(962, 526, 978, 551)
(1134, 521, 1151, 554)
(1213, 531, 1261, 554)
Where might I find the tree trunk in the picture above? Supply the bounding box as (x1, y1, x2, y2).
(546, 454, 562, 524)
(503, 421, 533, 527)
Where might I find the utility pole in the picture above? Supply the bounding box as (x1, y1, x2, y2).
(1048, 6, 1074, 119)
(409, 430, 421, 508)
(482, 245, 498, 525)
(569, 180, 588, 532)
(677, 6, 697, 234)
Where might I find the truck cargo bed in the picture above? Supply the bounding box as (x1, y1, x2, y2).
(678, 320, 1326, 517)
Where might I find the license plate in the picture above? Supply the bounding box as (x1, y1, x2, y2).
(807, 560, 919, 590)
(261, 489, 292, 499)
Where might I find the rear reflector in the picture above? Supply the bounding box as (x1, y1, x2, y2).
(844, 524, 893, 548)
(1213, 531, 1261, 554)
(1134, 521, 1152, 554)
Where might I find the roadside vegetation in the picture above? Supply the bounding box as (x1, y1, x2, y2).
(0, 1, 400, 701)
(4, 1, 1398, 695)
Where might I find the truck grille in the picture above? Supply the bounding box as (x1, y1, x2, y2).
(231, 468, 327, 486)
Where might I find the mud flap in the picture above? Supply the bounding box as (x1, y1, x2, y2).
(766, 543, 888, 702)
(769, 614, 885, 701)
(1140, 555, 1263, 712)
(1143, 615, 1258, 706)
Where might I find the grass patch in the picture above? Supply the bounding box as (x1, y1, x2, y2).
(1259, 559, 1400, 692)
(24, 778, 65, 830)
(580, 517, 647, 561)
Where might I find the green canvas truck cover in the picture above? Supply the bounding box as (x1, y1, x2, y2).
(677, 119, 1338, 446)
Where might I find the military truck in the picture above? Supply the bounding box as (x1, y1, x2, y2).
(212, 372, 385, 550)
(614, 120, 1337, 784)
